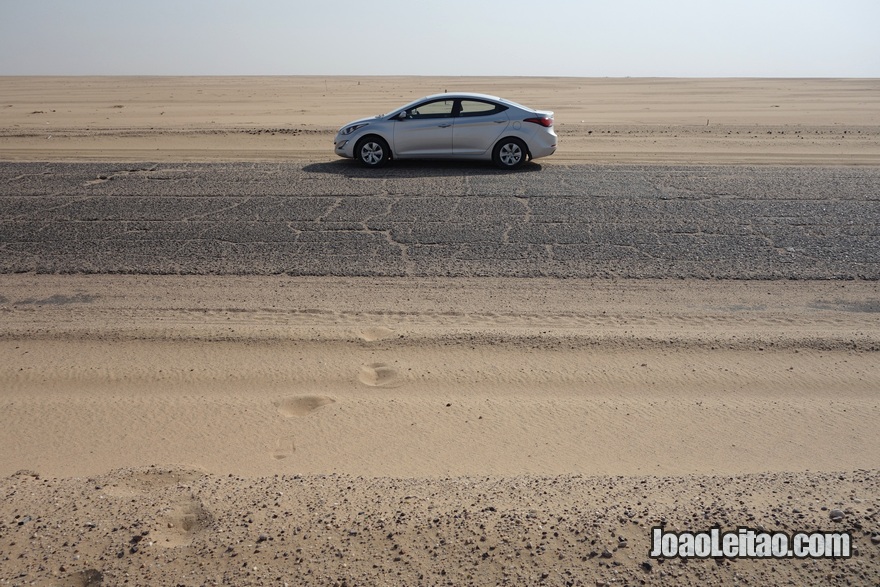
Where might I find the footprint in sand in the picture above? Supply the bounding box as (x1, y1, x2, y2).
(358, 362, 400, 387)
(270, 437, 296, 460)
(275, 395, 335, 417)
(358, 326, 396, 342)
(152, 497, 213, 548)
(62, 569, 104, 587)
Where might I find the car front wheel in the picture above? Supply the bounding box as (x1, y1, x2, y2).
(355, 136, 390, 168)
(492, 137, 528, 169)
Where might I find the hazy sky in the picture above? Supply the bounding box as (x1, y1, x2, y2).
(1, 0, 878, 77)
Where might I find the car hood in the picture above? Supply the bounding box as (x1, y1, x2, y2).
(338, 115, 381, 132)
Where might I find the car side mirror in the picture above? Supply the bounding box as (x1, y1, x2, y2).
(396, 111, 408, 121)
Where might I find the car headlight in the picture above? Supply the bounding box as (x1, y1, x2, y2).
(340, 123, 368, 136)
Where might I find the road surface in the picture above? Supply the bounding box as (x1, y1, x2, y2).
(1, 161, 878, 278)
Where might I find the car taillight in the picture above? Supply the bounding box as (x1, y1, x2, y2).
(524, 117, 553, 127)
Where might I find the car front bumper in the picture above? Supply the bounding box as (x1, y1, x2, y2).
(333, 136, 355, 159)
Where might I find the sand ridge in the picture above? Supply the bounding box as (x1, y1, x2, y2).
(1, 275, 877, 480)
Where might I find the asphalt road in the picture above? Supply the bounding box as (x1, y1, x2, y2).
(1, 161, 878, 279)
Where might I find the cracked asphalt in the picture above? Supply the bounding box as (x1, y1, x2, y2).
(1, 161, 878, 278)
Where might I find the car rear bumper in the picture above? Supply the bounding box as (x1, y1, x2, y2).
(530, 143, 557, 159)
(528, 130, 558, 160)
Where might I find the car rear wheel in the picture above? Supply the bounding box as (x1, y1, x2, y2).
(355, 136, 390, 168)
(492, 137, 528, 169)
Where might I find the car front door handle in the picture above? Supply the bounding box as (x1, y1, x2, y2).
(438, 123, 452, 128)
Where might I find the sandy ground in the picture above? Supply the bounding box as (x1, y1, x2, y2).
(1, 275, 878, 585)
(2, 275, 878, 479)
(1, 77, 880, 165)
(1, 78, 879, 585)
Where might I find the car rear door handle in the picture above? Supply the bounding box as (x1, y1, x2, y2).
(495, 120, 507, 123)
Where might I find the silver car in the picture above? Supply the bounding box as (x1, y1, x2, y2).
(334, 92, 556, 169)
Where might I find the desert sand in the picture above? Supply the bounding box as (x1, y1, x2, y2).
(1, 78, 879, 586)
(2, 76, 880, 164)
(2, 274, 878, 479)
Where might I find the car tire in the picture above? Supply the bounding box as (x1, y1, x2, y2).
(355, 136, 390, 168)
(492, 137, 528, 169)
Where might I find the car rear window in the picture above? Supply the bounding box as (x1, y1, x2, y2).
(458, 100, 508, 117)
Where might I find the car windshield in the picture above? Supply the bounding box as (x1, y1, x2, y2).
(384, 100, 419, 118)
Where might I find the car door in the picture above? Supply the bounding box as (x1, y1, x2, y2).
(392, 99, 455, 158)
(452, 100, 510, 156)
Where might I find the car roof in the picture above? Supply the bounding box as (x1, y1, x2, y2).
(394, 92, 532, 113)
(420, 92, 502, 102)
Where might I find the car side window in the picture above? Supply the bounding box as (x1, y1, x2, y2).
(458, 100, 507, 117)
(407, 100, 454, 119)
